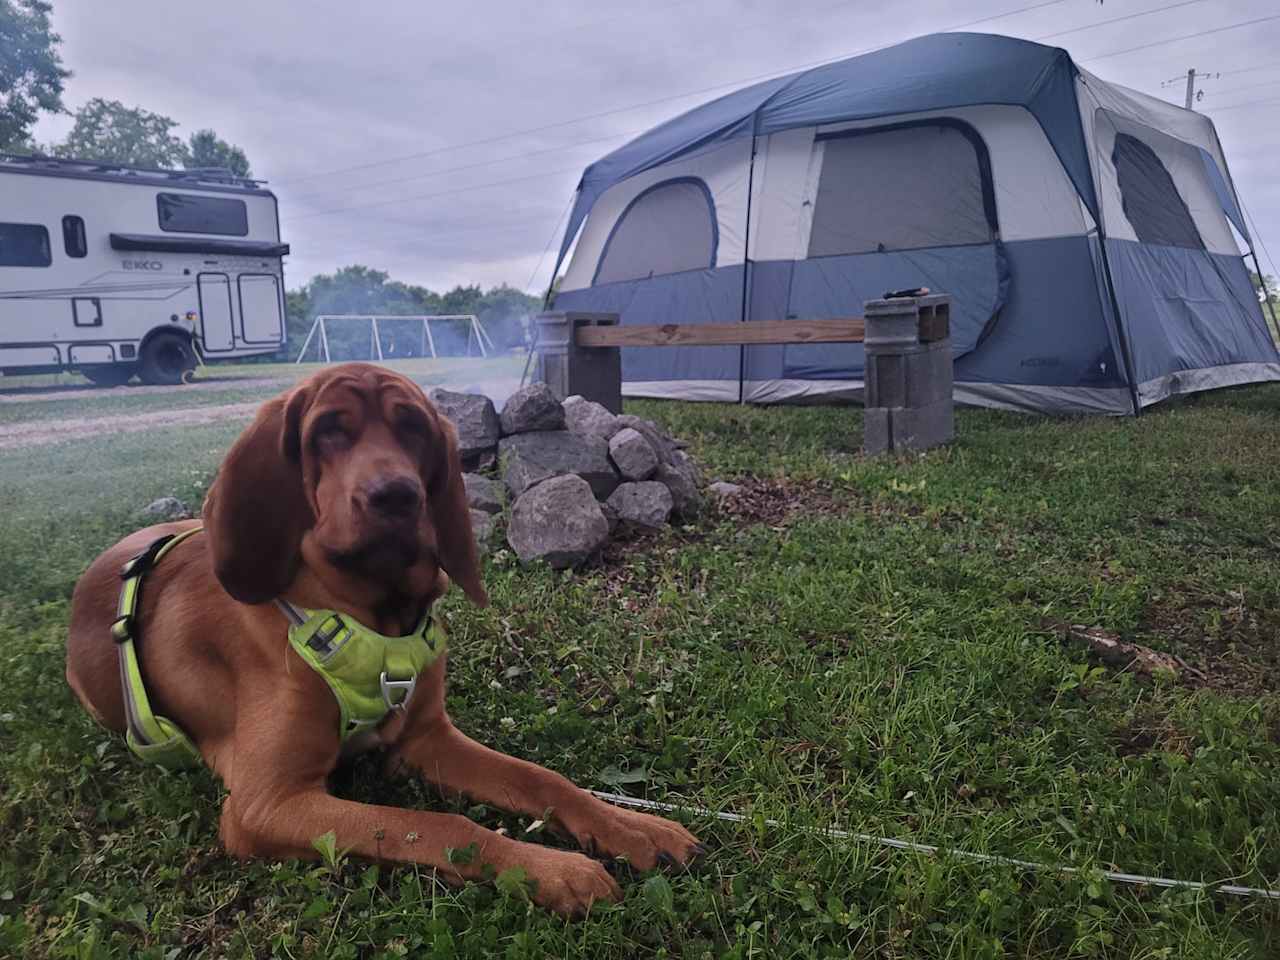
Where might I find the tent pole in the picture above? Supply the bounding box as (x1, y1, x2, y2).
(1095, 232, 1142, 416)
(1084, 102, 1142, 415)
(737, 134, 759, 405)
(1248, 249, 1279, 340)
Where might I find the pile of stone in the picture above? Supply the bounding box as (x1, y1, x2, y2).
(428, 383, 702, 569)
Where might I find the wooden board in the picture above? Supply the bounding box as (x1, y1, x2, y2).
(575, 317, 867, 348)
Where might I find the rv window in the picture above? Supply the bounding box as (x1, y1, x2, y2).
(808, 123, 995, 257)
(62, 215, 87, 258)
(1112, 133, 1204, 249)
(593, 178, 717, 285)
(157, 193, 249, 236)
(0, 223, 52, 267)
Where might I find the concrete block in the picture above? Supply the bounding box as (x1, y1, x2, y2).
(891, 396, 955, 451)
(863, 406, 892, 455)
(535, 312, 622, 414)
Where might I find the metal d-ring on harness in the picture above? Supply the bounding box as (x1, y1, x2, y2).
(112, 527, 448, 769)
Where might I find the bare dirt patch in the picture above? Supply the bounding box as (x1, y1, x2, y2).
(1139, 589, 1280, 699)
(713, 476, 848, 527)
(0, 401, 260, 450)
(0, 375, 287, 404)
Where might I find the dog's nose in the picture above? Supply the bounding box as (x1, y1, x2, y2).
(366, 477, 422, 517)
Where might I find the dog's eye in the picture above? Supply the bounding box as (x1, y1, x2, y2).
(312, 413, 351, 449)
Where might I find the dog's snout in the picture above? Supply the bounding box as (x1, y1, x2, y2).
(365, 477, 422, 517)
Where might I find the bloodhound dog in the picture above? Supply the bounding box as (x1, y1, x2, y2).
(66, 363, 700, 915)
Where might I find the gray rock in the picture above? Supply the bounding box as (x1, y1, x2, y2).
(499, 382, 565, 435)
(608, 427, 659, 481)
(607, 481, 673, 529)
(563, 395, 622, 442)
(463, 473, 504, 514)
(708, 480, 744, 499)
(599, 499, 620, 534)
(655, 453, 701, 519)
(427, 388, 500, 466)
(507, 474, 609, 569)
(470, 509, 496, 556)
(499, 431, 619, 500)
(616, 414, 680, 465)
(138, 496, 191, 522)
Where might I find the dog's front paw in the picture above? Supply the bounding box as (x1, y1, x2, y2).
(525, 847, 622, 917)
(580, 807, 704, 871)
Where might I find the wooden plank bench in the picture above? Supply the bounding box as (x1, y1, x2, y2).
(535, 294, 953, 454)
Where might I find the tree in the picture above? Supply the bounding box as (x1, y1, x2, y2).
(55, 98, 189, 168)
(0, 0, 69, 151)
(187, 128, 252, 178)
(474, 284, 540, 350)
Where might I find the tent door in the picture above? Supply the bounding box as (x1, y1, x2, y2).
(777, 119, 1003, 379)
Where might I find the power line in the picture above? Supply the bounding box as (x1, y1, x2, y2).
(282, 166, 584, 223)
(1079, 14, 1280, 62)
(1203, 96, 1280, 113)
(1207, 78, 1280, 98)
(273, 0, 1073, 188)
(285, 129, 638, 205)
(1219, 61, 1280, 77)
(1036, 0, 1212, 42)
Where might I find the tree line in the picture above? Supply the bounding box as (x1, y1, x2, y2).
(285, 266, 540, 361)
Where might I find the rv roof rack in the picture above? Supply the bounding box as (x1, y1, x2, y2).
(0, 152, 268, 188)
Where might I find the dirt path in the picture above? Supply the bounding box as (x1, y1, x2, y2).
(0, 376, 289, 404)
(0, 401, 262, 450)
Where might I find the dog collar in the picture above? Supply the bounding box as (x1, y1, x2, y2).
(275, 599, 446, 740)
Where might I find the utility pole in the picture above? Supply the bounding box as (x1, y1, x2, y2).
(1163, 68, 1220, 110)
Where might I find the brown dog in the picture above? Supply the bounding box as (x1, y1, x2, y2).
(66, 363, 700, 915)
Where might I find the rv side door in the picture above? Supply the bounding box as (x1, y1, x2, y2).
(237, 273, 284, 345)
(197, 272, 234, 352)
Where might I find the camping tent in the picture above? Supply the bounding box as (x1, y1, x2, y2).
(550, 32, 1279, 414)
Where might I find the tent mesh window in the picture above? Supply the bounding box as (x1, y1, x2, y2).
(1111, 133, 1204, 250)
(808, 124, 994, 258)
(593, 178, 717, 285)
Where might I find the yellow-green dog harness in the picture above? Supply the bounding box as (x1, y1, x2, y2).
(112, 527, 446, 769)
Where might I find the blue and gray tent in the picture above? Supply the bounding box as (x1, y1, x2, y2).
(550, 32, 1279, 414)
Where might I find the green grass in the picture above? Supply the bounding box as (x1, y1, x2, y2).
(4, 385, 1280, 958)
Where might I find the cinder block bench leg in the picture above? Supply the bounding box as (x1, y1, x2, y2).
(535, 312, 623, 414)
(863, 295, 954, 455)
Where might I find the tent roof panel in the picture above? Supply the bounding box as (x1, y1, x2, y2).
(560, 32, 1096, 267)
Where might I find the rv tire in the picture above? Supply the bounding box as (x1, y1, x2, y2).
(82, 364, 135, 387)
(139, 332, 196, 386)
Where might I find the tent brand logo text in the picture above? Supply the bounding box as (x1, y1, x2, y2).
(1020, 357, 1062, 367)
(122, 260, 163, 271)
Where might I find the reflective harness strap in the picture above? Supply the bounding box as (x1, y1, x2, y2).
(112, 527, 204, 769)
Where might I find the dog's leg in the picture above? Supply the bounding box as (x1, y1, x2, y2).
(387, 719, 702, 870)
(220, 785, 620, 916)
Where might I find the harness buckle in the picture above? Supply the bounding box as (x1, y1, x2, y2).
(119, 534, 177, 580)
(379, 671, 417, 712)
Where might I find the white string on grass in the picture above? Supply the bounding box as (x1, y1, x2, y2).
(591, 790, 1280, 901)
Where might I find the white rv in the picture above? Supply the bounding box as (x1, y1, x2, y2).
(0, 154, 288, 385)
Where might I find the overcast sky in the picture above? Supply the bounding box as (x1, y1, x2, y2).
(35, 0, 1280, 294)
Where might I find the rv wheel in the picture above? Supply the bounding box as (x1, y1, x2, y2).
(139, 333, 197, 386)
(83, 364, 135, 387)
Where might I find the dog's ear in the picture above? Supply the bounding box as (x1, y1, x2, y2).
(424, 414, 488, 607)
(202, 386, 314, 604)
